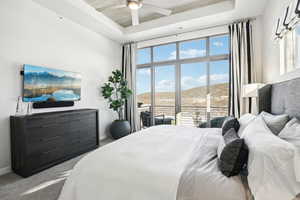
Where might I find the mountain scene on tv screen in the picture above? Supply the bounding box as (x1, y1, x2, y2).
(23, 65, 81, 102)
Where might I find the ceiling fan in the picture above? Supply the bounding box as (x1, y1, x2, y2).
(97, 0, 172, 26)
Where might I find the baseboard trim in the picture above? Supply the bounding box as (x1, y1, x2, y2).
(0, 166, 11, 176)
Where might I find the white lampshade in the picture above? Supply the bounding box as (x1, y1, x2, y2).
(243, 83, 266, 98)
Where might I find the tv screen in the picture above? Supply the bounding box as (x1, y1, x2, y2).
(23, 64, 82, 102)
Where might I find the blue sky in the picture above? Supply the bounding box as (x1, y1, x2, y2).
(136, 35, 229, 95)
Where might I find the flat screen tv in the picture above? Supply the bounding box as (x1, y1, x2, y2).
(23, 64, 82, 102)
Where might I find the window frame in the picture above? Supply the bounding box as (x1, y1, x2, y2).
(136, 33, 230, 126)
(280, 24, 300, 74)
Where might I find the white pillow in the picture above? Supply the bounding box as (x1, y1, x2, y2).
(260, 111, 289, 135)
(279, 118, 300, 141)
(237, 113, 256, 137)
(279, 118, 300, 182)
(243, 116, 300, 200)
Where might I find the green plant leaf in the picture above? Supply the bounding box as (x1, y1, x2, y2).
(101, 69, 133, 120)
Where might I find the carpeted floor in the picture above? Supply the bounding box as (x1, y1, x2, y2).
(0, 138, 113, 200)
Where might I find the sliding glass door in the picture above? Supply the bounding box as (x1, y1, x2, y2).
(154, 65, 176, 125)
(180, 62, 208, 126)
(209, 60, 230, 120)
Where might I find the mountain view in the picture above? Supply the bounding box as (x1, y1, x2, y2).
(137, 83, 229, 107)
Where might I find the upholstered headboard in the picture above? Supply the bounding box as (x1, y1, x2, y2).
(258, 78, 300, 119)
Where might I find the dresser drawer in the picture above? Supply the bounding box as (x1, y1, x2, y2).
(65, 138, 97, 156)
(66, 124, 97, 138)
(25, 116, 58, 128)
(59, 112, 96, 123)
(69, 117, 96, 129)
(28, 147, 64, 170)
(65, 132, 97, 145)
(26, 135, 64, 156)
(26, 125, 63, 143)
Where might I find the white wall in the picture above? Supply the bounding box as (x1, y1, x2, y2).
(261, 0, 300, 83)
(0, 0, 122, 172)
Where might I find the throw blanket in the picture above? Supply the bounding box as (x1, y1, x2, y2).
(58, 125, 246, 200)
(177, 129, 246, 200)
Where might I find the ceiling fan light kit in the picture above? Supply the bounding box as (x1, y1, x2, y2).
(127, 0, 142, 10)
(100, 0, 172, 26)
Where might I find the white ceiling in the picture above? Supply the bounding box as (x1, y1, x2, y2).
(84, 0, 226, 27)
(32, 0, 268, 43)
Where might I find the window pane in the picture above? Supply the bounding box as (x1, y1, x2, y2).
(180, 62, 207, 126)
(137, 48, 151, 64)
(136, 68, 151, 108)
(155, 65, 175, 105)
(209, 60, 229, 119)
(153, 43, 176, 62)
(179, 39, 206, 59)
(210, 35, 229, 56)
(154, 65, 175, 125)
(137, 68, 152, 127)
(181, 62, 207, 106)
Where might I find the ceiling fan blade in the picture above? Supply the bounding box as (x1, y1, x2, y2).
(143, 3, 172, 16)
(96, 4, 127, 11)
(131, 9, 139, 26)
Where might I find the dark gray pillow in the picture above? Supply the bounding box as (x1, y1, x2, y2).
(222, 116, 240, 136)
(217, 128, 249, 177)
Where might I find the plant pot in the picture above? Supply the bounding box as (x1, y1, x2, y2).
(110, 120, 131, 139)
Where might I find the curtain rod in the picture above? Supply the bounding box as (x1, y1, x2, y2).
(135, 17, 256, 44)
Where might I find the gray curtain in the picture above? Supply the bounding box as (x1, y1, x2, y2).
(122, 43, 139, 132)
(229, 20, 256, 118)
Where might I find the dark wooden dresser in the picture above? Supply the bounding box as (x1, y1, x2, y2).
(10, 109, 99, 177)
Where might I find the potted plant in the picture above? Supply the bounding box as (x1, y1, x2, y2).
(101, 69, 133, 139)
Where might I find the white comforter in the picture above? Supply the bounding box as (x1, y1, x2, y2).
(58, 125, 246, 200)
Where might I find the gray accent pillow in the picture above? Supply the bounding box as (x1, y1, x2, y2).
(261, 111, 289, 135)
(221, 116, 240, 136)
(217, 128, 249, 177)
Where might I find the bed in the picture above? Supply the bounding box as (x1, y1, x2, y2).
(58, 78, 300, 200)
(58, 125, 246, 200)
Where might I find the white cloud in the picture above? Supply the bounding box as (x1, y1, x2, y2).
(181, 74, 228, 90)
(137, 68, 150, 76)
(181, 49, 206, 59)
(213, 41, 224, 47)
(156, 79, 175, 92)
(168, 49, 206, 60)
(169, 51, 177, 60)
(210, 74, 228, 82)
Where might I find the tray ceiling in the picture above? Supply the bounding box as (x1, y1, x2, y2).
(84, 0, 227, 27)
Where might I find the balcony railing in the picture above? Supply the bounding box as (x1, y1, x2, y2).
(138, 105, 228, 127)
